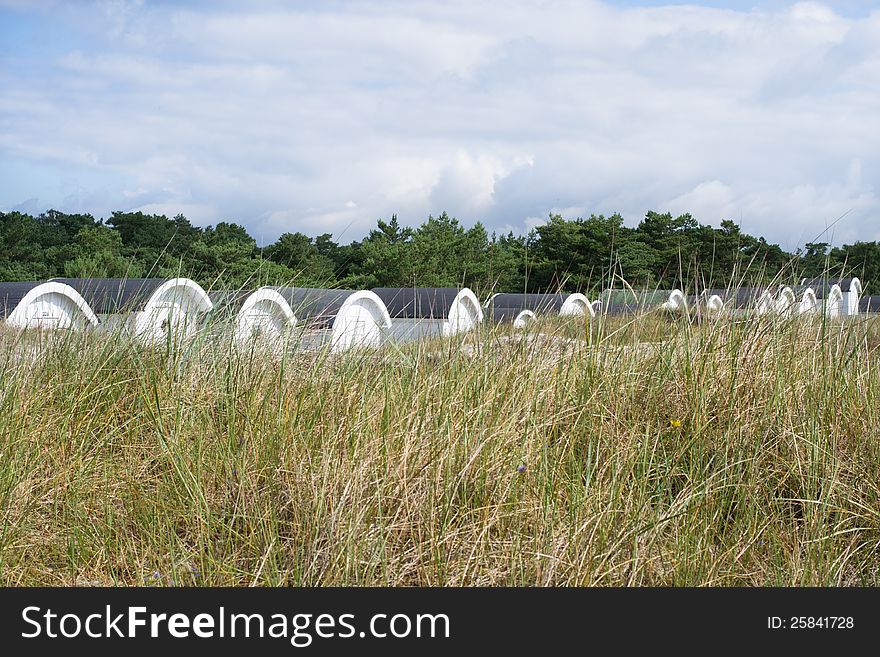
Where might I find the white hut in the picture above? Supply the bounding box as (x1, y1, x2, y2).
(273, 287, 392, 352)
(793, 286, 819, 315)
(661, 289, 688, 313)
(52, 277, 213, 343)
(825, 284, 844, 318)
(212, 287, 297, 350)
(846, 278, 864, 316)
(560, 294, 591, 316)
(799, 281, 842, 318)
(0, 281, 99, 330)
(373, 287, 484, 343)
(774, 286, 798, 316)
(702, 291, 725, 315)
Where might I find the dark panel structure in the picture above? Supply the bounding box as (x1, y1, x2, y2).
(0, 281, 43, 319)
(701, 288, 770, 310)
(487, 293, 590, 325)
(859, 295, 880, 314)
(598, 301, 643, 316)
(271, 287, 356, 329)
(488, 293, 570, 314)
(491, 306, 532, 323)
(372, 288, 463, 319)
(50, 278, 166, 313)
(208, 289, 253, 318)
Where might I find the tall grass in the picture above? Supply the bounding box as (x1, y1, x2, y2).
(0, 307, 879, 586)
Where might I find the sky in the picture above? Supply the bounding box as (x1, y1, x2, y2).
(0, 1, 878, 249)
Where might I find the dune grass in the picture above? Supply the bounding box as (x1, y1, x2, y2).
(1, 308, 879, 586)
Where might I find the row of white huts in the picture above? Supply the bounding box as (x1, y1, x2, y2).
(0, 277, 874, 352)
(0, 278, 594, 352)
(653, 278, 868, 319)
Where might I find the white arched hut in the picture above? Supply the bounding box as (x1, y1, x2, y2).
(372, 287, 484, 343)
(661, 289, 689, 313)
(486, 292, 593, 321)
(51, 277, 213, 343)
(0, 280, 99, 330)
(774, 286, 798, 316)
(791, 285, 819, 315)
(211, 287, 297, 350)
(272, 287, 392, 352)
(701, 290, 725, 315)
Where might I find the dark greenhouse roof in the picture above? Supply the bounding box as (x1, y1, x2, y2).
(371, 287, 463, 319)
(491, 306, 531, 323)
(601, 301, 645, 316)
(208, 289, 253, 316)
(701, 288, 770, 309)
(790, 284, 816, 298)
(488, 293, 571, 314)
(599, 289, 671, 307)
(271, 287, 355, 328)
(859, 296, 880, 314)
(50, 278, 166, 313)
(0, 281, 43, 319)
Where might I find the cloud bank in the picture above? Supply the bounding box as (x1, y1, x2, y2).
(0, 0, 878, 248)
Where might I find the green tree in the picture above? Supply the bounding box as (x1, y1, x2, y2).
(62, 225, 142, 278)
(264, 231, 335, 284)
(344, 215, 415, 288)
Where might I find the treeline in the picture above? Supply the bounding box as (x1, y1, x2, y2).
(2, 209, 878, 294)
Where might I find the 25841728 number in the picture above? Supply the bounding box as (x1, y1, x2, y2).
(773, 617, 854, 629)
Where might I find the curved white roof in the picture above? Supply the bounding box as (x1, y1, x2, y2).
(824, 284, 844, 318)
(328, 290, 393, 351)
(797, 287, 819, 315)
(774, 286, 797, 315)
(846, 277, 862, 316)
(512, 309, 535, 328)
(661, 289, 687, 311)
(559, 293, 593, 317)
(704, 293, 724, 314)
(133, 277, 213, 342)
(234, 287, 297, 347)
(143, 278, 212, 314)
(4, 281, 100, 330)
(754, 289, 774, 315)
(442, 287, 483, 337)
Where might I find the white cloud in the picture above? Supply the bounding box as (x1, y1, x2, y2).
(0, 0, 878, 246)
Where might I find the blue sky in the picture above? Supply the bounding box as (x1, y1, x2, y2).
(612, 0, 873, 15)
(1, 1, 878, 248)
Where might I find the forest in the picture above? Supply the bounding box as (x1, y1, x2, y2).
(1, 208, 877, 294)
